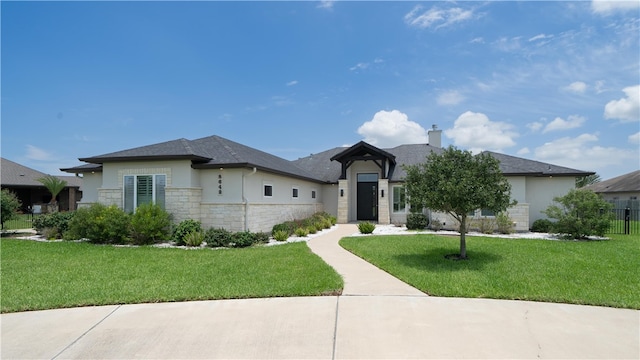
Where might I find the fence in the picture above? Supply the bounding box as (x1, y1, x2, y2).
(608, 200, 639, 235)
(1, 213, 39, 231)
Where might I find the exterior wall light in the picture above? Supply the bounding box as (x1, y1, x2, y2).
(381, 189, 384, 198)
(340, 189, 344, 197)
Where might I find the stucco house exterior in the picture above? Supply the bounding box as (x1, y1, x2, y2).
(62, 130, 593, 232)
(583, 170, 640, 203)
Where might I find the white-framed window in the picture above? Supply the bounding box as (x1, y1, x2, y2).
(264, 184, 273, 197)
(392, 186, 406, 213)
(481, 208, 495, 217)
(124, 174, 166, 213)
(292, 187, 299, 198)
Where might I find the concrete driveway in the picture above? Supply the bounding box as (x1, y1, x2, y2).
(2, 224, 639, 359)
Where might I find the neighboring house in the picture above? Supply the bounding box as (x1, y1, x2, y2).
(583, 170, 640, 205)
(1, 157, 83, 212)
(61, 131, 593, 232)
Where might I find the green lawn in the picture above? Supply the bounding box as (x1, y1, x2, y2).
(340, 233, 639, 309)
(0, 240, 343, 313)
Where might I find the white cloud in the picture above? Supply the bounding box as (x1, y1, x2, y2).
(517, 147, 530, 155)
(404, 5, 475, 30)
(534, 133, 638, 172)
(629, 132, 640, 144)
(286, 80, 298, 86)
(350, 62, 369, 72)
(25, 145, 54, 161)
(591, 0, 640, 15)
(526, 121, 544, 132)
(437, 90, 465, 106)
(317, 1, 335, 10)
(469, 37, 484, 44)
(444, 111, 518, 153)
(542, 115, 586, 133)
(604, 85, 640, 122)
(564, 81, 587, 94)
(493, 36, 522, 52)
(528, 33, 553, 42)
(357, 110, 429, 148)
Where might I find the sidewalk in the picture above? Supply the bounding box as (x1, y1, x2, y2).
(2, 224, 639, 359)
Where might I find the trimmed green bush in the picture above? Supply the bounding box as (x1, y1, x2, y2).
(66, 204, 130, 244)
(33, 211, 75, 239)
(173, 219, 202, 246)
(231, 231, 255, 248)
(477, 217, 495, 234)
(543, 189, 614, 238)
(273, 230, 289, 242)
(130, 203, 172, 245)
(253, 232, 271, 244)
(496, 212, 515, 234)
(358, 221, 375, 234)
(531, 218, 554, 233)
(406, 213, 428, 230)
(205, 228, 232, 248)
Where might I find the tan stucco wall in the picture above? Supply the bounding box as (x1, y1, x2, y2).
(76, 172, 101, 204)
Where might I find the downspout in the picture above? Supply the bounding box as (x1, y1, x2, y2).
(242, 167, 257, 231)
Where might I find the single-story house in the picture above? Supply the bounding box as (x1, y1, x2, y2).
(61, 130, 593, 232)
(583, 170, 640, 206)
(1, 157, 83, 212)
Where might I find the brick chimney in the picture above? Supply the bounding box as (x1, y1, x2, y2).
(428, 124, 442, 148)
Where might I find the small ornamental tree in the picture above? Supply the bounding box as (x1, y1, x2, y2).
(543, 188, 613, 239)
(1, 189, 22, 229)
(403, 146, 513, 259)
(36, 175, 67, 204)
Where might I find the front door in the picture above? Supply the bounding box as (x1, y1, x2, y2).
(357, 173, 378, 221)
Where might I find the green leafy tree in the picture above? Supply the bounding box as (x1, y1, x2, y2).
(576, 174, 601, 188)
(403, 146, 513, 259)
(36, 175, 67, 204)
(1, 189, 22, 229)
(543, 188, 613, 239)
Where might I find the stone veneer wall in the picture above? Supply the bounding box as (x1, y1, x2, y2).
(430, 203, 530, 232)
(337, 179, 349, 223)
(165, 187, 203, 224)
(377, 179, 390, 224)
(200, 203, 246, 232)
(97, 188, 122, 207)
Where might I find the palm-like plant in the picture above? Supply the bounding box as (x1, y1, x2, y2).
(37, 175, 67, 204)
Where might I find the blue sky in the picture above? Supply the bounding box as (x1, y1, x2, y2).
(2, 1, 639, 180)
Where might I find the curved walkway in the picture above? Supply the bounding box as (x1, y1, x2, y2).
(2, 225, 638, 359)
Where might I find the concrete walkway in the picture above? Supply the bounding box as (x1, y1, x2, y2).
(2, 225, 639, 359)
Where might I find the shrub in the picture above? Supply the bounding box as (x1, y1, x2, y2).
(358, 221, 375, 234)
(477, 217, 495, 234)
(307, 226, 317, 234)
(230, 231, 255, 248)
(252, 232, 271, 244)
(183, 231, 204, 247)
(66, 204, 130, 244)
(205, 228, 233, 248)
(531, 219, 554, 233)
(1, 189, 22, 229)
(496, 212, 515, 234)
(273, 230, 289, 242)
(130, 203, 172, 245)
(406, 213, 428, 230)
(34, 211, 75, 239)
(543, 189, 614, 239)
(295, 227, 309, 237)
(272, 222, 296, 236)
(430, 219, 443, 231)
(173, 219, 202, 246)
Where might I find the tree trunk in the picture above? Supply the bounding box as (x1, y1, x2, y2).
(459, 215, 467, 259)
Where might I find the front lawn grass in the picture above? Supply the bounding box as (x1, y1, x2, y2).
(1, 240, 343, 313)
(340, 234, 639, 309)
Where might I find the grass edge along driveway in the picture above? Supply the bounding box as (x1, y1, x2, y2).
(1, 240, 343, 313)
(340, 233, 639, 309)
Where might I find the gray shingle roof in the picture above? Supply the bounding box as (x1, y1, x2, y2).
(480, 151, 595, 176)
(75, 135, 324, 183)
(1, 158, 82, 188)
(584, 170, 640, 193)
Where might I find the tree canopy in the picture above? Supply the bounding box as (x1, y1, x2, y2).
(403, 146, 513, 259)
(1, 189, 22, 229)
(543, 188, 613, 239)
(36, 175, 67, 204)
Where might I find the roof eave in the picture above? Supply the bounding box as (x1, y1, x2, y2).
(78, 155, 211, 164)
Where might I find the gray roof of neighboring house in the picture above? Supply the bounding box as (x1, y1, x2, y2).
(74, 135, 325, 183)
(1, 158, 82, 188)
(584, 170, 640, 193)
